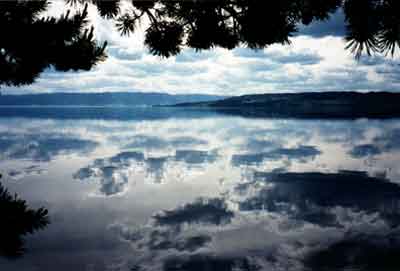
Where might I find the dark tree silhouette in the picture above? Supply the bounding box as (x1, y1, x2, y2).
(0, 1, 107, 87)
(0, 174, 50, 258)
(344, 0, 400, 58)
(113, 0, 343, 54)
(1, 0, 399, 87)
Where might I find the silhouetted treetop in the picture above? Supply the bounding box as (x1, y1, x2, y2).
(0, 175, 50, 258)
(106, 0, 399, 58)
(115, 0, 343, 54)
(0, 1, 107, 86)
(1, 0, 399, 87)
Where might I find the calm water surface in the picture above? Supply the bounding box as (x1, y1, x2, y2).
(1, 107, 400, 271)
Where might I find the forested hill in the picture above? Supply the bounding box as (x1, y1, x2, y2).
(174, 92, 400, 118)
(0, 92, 225, 106)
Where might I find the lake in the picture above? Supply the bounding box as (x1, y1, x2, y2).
(1, 107, 400, 271)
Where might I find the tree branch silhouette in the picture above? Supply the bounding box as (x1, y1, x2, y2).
(0, 174, 50, 258)
(0, 1, 107, 87)
(1, 0, 399, 87)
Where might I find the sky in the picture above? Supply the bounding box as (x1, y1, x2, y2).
(2, 1, 400, 96)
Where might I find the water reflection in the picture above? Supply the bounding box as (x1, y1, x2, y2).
(0, 179, 49, 258)
(163, 255, 260, 271)
(6, 165, 46, 181)
(1, 108, 400, 270)
(153, 198, 234, 227)
(74, 149, 219, 195)
(305, 234, 400, 271)
(0, 132, 98, 162)
(231, 145, 321, 167)
(123, 135, 208, 150)
(238, 171, 400, 227)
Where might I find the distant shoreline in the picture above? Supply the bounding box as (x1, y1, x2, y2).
(172, 91, 400, 119)
(0, 92, 225, 107)
(1, 91, 400, 119)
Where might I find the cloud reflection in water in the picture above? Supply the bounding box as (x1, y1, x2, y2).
(2, 112, 400, 270)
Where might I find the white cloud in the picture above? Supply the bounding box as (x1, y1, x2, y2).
(2, 4, 399, 95)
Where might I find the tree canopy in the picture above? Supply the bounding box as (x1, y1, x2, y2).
(1, 0, 399, 87)
(0, 175, 50, 258)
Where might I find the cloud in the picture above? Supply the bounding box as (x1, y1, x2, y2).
(0, 132, 98, 162)
(231, 145, 321, 167)
(108, 46, 144, 61)
(147, 232, 211, 253)
(2, 3, 399, 96)
(297, 9, 346, 38)
(375, 62, 400, 83)
(175, 49, 217, 63)
(174, 150, 218, 165)
(240, 139, 278, 152)
(73, 151, 145, 196)
(373, 128, 400, 151)
(239, 170, 400, 227)
(3, 37, 398, 95)
(6, 165, 47, 181)
(123, 135, 208, 150)
(74, 148, 219, 195)
(305, 234, 400, 271)
(232, 48, 268, 59)
(153, 198, 234, 227)
(263, 49, 323, 65)
(358, 55, 388, 66)
(233, 47, 323, 66)
(349, 144, 382, 158)
(163, 255, 260, 271)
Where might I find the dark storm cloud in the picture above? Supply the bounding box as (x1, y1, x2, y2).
(238, 171, 400, 227)
(153, 198, 234, 227)
(0, 132, 98, 162)
(231, 145, 321, 167)
(297, 9, 346, 37)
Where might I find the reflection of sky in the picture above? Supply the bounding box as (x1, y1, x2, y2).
(1, 110, 400, 270)
(0, 132, 98, 162)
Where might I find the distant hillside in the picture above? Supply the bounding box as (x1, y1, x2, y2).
(174, 92, 400, 118)
(0, 92, 225, 106)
